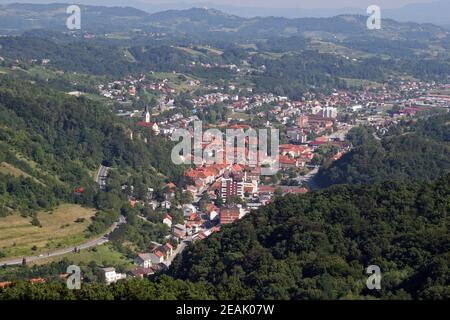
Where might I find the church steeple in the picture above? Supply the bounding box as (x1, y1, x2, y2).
(144, 105, 151, 123)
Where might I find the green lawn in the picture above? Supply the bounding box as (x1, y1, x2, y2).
(31, 244, 134, 270)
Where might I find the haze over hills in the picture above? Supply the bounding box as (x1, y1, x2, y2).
(0, 0, 448, 26)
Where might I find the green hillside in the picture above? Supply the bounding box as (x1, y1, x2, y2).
(0, 77, 183, 217)
(315, 114, 450, 188)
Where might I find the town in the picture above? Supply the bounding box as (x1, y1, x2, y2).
(83, 71, 449, 284)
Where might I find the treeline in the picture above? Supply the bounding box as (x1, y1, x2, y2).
(315, 113, 450, 188)
(0, 276, 214, 300)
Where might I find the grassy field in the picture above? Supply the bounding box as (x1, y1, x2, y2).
(150, 71, 200, 92)
(341, 78, 384, 89)
(228, 111, 253, 122)
(30, 244, 134, 270)
(0, 204, 96, 259)
(195, 45, 224, 56)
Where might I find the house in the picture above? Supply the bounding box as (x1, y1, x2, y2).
(136, 121, 160, 135)
(160, 243, 174, 258)
(297, 115, 309, 128)
(220, 206, 241, 225)
(165, 182, 177, 199)
(102, 267, 126, 284)
(206, 204, 220, 221)
(173, 224, 187, 239)
(161, 200, 172, 209)
(150, 251, 164, 264)
(185, 167, 219, 185)
(286, 127, 308, 144)
(129, 267, 154, 279)
(148, 200, 159, 210)
(30, 278, 46, 284)
(279, 155, 299, 168)
(0, 282, 13, 289)
(183, 204, 197, 217)
(134, 253, 153, 268)
(128, 197, 138, 208)
(163, 214, 173, 228)
(280, 144, 312, 158)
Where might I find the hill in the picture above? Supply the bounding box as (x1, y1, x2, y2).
(0, 76, 183, 217)
(314, 113, 450, 188)
(0, 4, 448, 42)
(168, 175, 450, 300)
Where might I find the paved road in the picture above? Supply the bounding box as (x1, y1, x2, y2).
(295, 166, 320, 184)
(164, 240, 189, 267)
(0, 215, 126, 267)
(96, 165, 111, 190)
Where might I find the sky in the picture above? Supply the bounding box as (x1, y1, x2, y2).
(0, 0, 438, 9)
(136, 0, 436, 9)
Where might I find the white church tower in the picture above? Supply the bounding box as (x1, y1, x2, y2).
(144, 105, 151, 123)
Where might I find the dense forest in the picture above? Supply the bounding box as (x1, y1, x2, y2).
(1, 175, 448, 299)
(315, 113, 450, 188)
(168, 175, 450, 300)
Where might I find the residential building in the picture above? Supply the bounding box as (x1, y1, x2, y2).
(128, 267, 154, 279)
(220, 206, 241, 225)
(221, 177, 244, 199)
(163, 214, 173, 228)
(134, 253, 153, 268)
(102, 267, 126, 284)
(150, 251, 164, 265)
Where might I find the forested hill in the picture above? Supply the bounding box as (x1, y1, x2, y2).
(0, 77, 183, 216)
(168, 175, 450, 300)
(314, 113, 450, 188)
(1, 175, 448, 299)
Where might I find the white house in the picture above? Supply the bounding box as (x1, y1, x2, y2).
(102, 267, 126, 284)
(163, 214, 173, 228)
(134, 253, 153, 268)
(161, 200, 172, 209)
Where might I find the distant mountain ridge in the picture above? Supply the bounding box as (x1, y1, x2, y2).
(0, 0, 448, 26)
(0, 3, 447, 40)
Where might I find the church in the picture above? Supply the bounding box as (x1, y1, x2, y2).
(136, 105, 160, 135)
